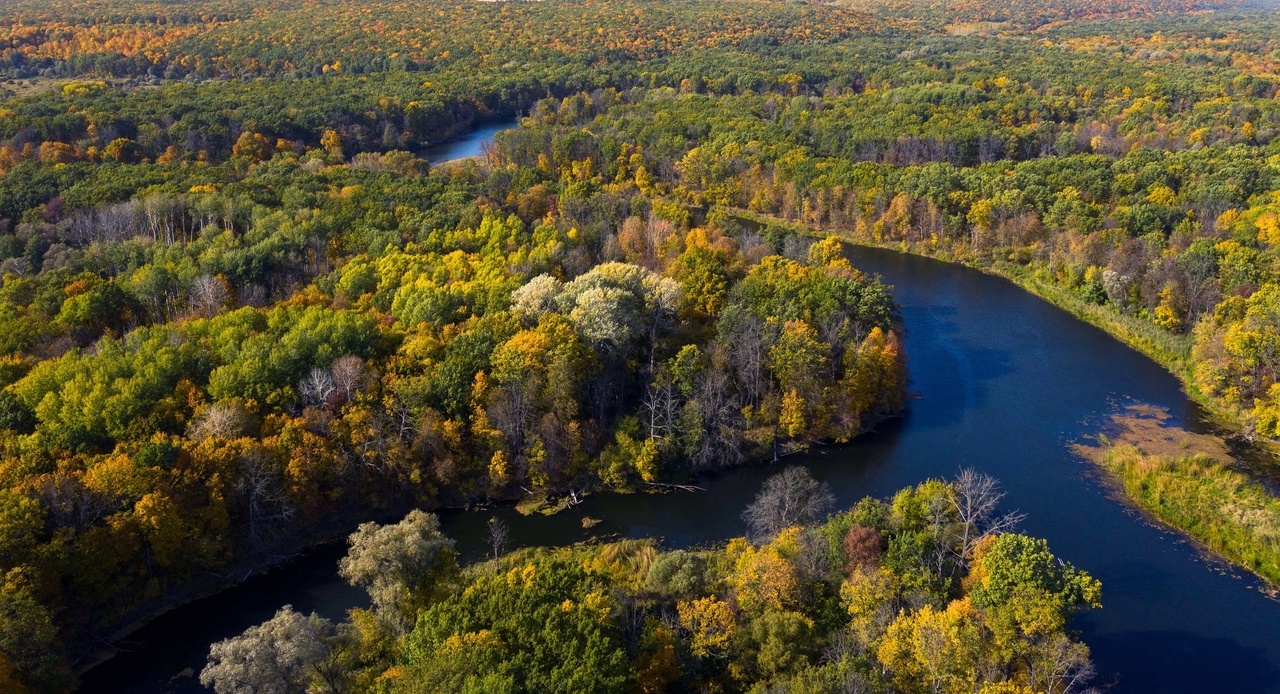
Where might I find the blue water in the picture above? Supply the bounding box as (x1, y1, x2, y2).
(418, 118, 518, 164)
(82, 245, 1280, 692)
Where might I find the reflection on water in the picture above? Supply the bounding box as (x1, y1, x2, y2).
(81, 245, 1280, 693)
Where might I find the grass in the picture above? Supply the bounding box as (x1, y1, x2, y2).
(1099, 445, 1280, 587)
(515, 493, 550, 516)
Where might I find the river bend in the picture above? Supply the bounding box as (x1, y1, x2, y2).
(82, 234, 1280, 693)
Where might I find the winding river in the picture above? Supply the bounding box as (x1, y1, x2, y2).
(82, 199, 1280, 691)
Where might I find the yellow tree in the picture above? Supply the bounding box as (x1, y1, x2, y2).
(133, 492, 186, 569)
(778, 390, 804, 440)
(677, 596, 736, 658)
(726, 529, 805, 613)
(840, 565, 899, 645)
(876, 599, 985, 694)
(232, 132, 274, 162)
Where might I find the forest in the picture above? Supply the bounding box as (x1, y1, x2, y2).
(201, 469, 1102, 694)
(0, 0, 1277, 690)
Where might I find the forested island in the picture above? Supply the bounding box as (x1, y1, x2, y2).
(1, 0, 1280, 691)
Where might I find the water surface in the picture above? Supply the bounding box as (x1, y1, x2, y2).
(417, 118, 518, 164)
(82, 245, 1280, 693)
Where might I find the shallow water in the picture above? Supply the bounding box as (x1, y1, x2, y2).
(81, 245, 1280, 693)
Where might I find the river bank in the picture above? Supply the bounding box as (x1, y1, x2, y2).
(80, 407, 908, 687)
(724, 208, 1267, 451)
(88, 424, 892, 687)
(83, 236, 1280, 693)
(71, 502, 418, 678)
(414, 116, 519, 164)
(725, 208, 1280, 591)
(1074, 406, 1280, 591)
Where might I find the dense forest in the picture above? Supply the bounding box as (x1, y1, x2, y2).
(0, 0, 1278, 690)
(0, 81, 907, 693)
(201, 469, 1102, 694)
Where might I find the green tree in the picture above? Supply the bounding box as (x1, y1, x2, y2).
(401, 558, 629, 693)
(340, 510, 459, 630)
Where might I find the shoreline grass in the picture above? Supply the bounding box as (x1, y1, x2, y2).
(1097, 445, 1280, 588)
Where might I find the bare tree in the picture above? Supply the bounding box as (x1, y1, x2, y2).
(40, 473, 123, 531)
(797, 642, 875, 694)
(67, 199, 145, 247)
(385, 394, 418, 444)
(143, 195, 184, 244)
(782, 234, 813, 262)
(329, 355, 367, 399)
(820, 628, 862, 664)
(644, 217, 674, 263)
(0, 257, 28, 277)
(949, 468, 1024, 566)
(189, 274, 230, 318)
(486, 516, 510, 560)
(690, 365, 744, 471)
(742, 466, 835, 542)
(189, 401, 251, 441)
(335, 403, 403, 476)
(487, 379, 537, 453)
(1027, 634, 1099, 694)
(727, 314, 770, 407)
(299, 368, 337, 408)
(236, 449, 295, 549)
(200, 605, 338, 694)
(817, 312, 853, 378)
(642, 274, 681, 372)
(641, 376, 679, 441)
(240, 283, 269, 308)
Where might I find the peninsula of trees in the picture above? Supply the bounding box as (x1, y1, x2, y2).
(201, 470, 1102, 694)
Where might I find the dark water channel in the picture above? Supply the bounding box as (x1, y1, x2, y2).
(82, 244, 1280, 692)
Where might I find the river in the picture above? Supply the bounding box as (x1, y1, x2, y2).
(416, 118, 519, 164)
(81, 232, 1280, 691)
